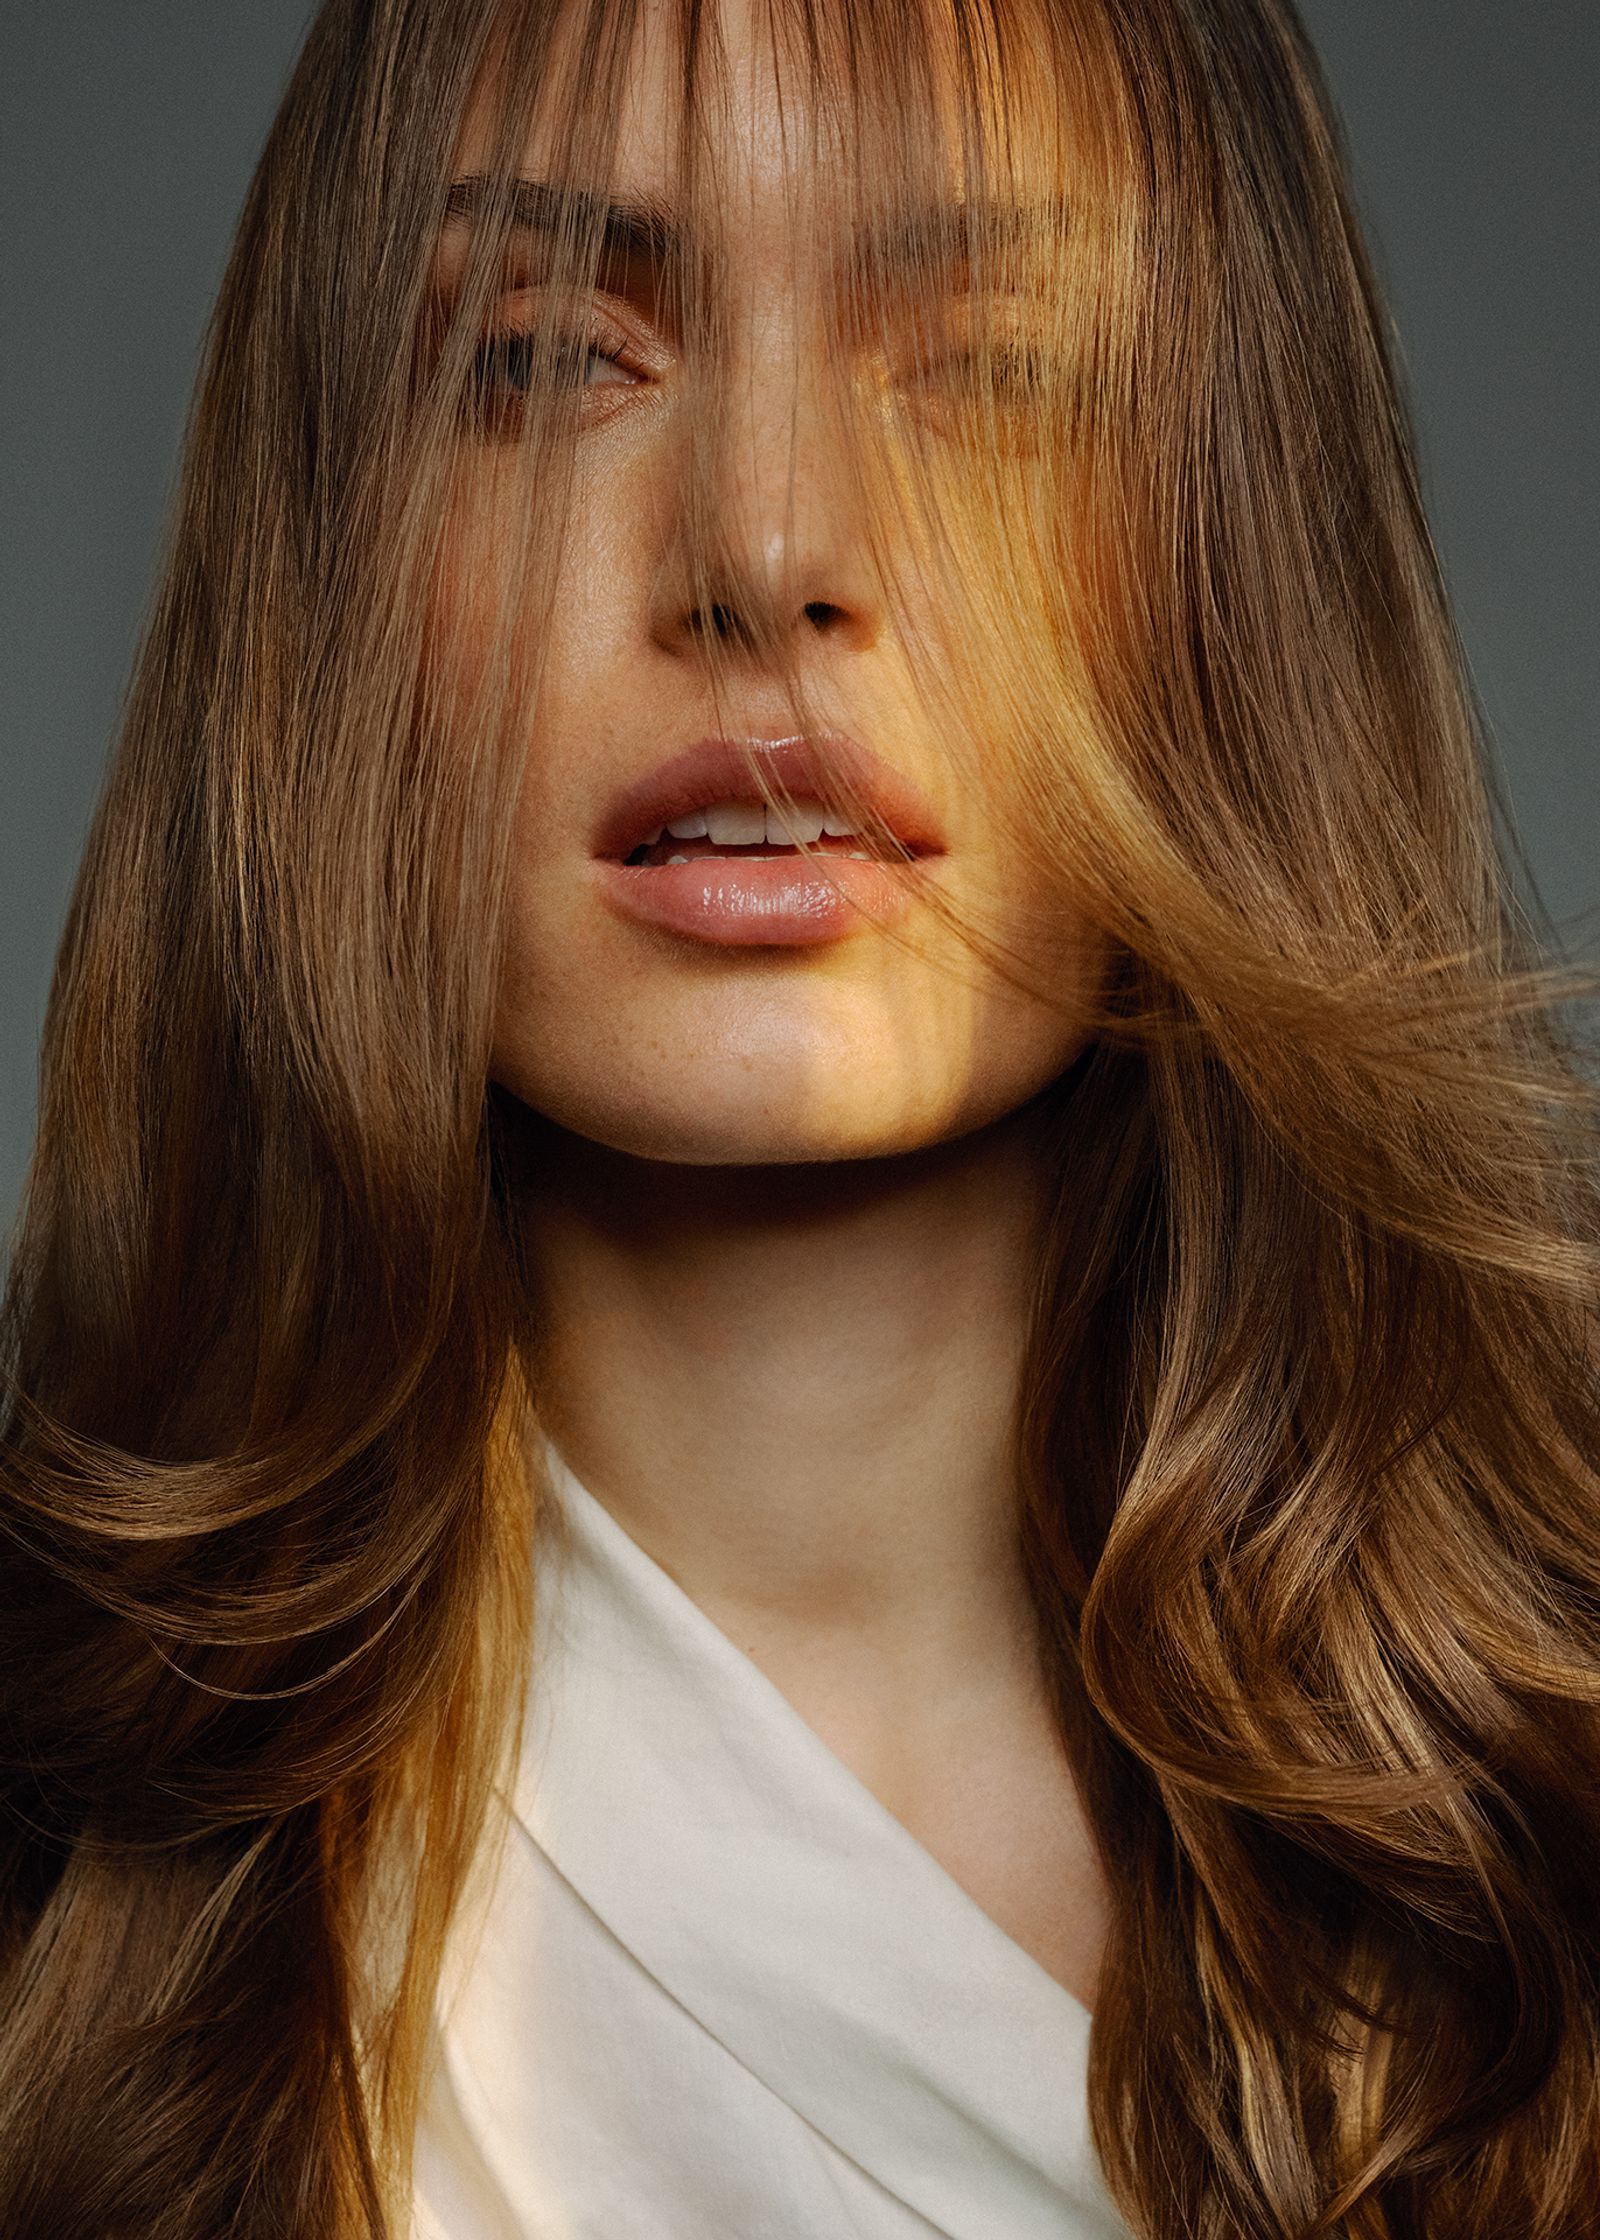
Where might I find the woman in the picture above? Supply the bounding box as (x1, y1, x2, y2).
(1, 0, 1596, 2232)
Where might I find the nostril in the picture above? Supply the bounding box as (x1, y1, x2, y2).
(684, 603, 746, 644)
(676, 598, 858, 650)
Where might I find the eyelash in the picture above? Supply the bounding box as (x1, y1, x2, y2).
(910, 343, 1051, 395)
(469, 322, 641, 400)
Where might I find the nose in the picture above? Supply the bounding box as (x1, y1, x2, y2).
(647, 315, 886, 667)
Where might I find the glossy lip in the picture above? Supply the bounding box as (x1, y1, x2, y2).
(590, 733, 947, 950)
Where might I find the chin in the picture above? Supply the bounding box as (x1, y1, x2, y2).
(492, 964, 1101, 1168)
(500, 1029, 1065, 1169)
(534, 1078, 960, 1167)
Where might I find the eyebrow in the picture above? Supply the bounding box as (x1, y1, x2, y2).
(441, 173, 1065, 285)
(856, 195, 1069, 279)
(444, 174, 684, 271)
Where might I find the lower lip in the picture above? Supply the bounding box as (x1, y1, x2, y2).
(593, 853, 931, 947)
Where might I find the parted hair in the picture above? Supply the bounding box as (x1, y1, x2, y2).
(2, 0, 1597, 2232)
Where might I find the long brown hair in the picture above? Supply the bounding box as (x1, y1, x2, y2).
(3, 0, 1597, 2232)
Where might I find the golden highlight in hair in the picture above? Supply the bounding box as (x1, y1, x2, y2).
(2, 0, 1597, 2233)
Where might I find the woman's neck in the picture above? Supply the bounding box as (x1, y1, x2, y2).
(515, 1103, 1051, 1671)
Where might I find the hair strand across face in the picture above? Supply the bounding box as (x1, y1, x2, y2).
(1, 1, 1598, 2233)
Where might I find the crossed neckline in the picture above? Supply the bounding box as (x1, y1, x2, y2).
(500, 1447, 1121, 2240)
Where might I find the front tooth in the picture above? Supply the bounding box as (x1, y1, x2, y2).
(643, 824, 664, 845)
(666, 811, 708, 839)
(767, 801, 826, 846)
(703, 800, 766, 846)
(664, 853, 690, 865)
(821, 814, 858, 838)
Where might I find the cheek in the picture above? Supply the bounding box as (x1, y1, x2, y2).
(424, 442, 617, 711)
(434, 465, 647, 802)
(965, 898, 1114, 1092)
(423, 478, 533, 764)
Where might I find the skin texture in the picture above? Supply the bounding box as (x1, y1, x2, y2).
(434, 0, 1115, 2009)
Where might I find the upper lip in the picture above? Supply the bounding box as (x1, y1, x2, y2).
(594, 734, 947, 862)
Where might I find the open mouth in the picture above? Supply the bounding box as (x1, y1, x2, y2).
(593, 734, 942, 947)
(623, 797, 891, 867)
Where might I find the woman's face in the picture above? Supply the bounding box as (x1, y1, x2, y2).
(436, 0, 1112, 1165)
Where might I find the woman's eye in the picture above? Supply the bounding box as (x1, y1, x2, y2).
(469, 326, 641, 401)
(885, 339, 1075, 457)
(908, 343, 1050, 398)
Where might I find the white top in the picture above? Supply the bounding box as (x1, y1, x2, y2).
(411, 1452, 1131, 2240)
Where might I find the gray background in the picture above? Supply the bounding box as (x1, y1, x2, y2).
(2, 3, 1596, 1244)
